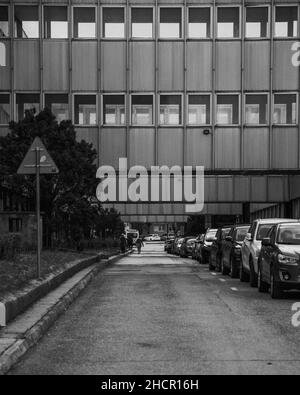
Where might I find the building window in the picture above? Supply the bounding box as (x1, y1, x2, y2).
(0, 42, 6, 66)
(275, 7, 298, 38)
(103, 8, 125, 39)
(45, 94, 69, 123)
(217, 7, 240, 38)
(14, 6, 39, 38)
(273, 94, 297, 125)
(188, 95, 210, 125)
(0, 94, 10, 124)
(73, 7, 96, 39)
(132, 8, 153, 39)
(246, 7, 269, 38)
(16, 94, 40, 121)
(0, 6, 9, 37)
(216, 95, 239, 125)
(160, 95, 182, 125)
(245, 94, 268, 125)
(188, 7, 211, 39)
(132, 95, 153, 126)
(74, 95, 97, 126)
(44, 6, 68, 39)
(160, 8, 182, 39)
(9, 218, 23, 233)
(103, 95, 125, 125)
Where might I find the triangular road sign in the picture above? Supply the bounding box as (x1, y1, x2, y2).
(17, 137, 59, 175)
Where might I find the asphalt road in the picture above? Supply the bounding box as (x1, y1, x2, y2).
(9, 243, 300, 375)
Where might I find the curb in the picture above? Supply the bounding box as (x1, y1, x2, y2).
(0, 251, 130, 375)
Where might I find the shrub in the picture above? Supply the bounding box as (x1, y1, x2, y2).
(0, 233, 22, 260)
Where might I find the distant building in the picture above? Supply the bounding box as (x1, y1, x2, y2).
(0, 1, 300, 229)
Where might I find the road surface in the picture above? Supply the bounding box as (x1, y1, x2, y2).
(9, 243, 300, 375)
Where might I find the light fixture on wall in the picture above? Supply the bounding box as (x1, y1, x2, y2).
(203, 129, 210, 135)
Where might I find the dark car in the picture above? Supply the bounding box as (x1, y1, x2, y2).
(191, 234, 204, 260)
(179, 237, 196, 258)
(209, 227, 231, 271)
(258, 222, 300, 299)
(220, 225, 250, 278)
(199, 229, 218, 264)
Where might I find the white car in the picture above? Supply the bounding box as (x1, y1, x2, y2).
(144, 234, 161, 242)
(240, 218, 299, 287)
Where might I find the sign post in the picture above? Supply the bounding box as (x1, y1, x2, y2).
(18, 137, 59, 278)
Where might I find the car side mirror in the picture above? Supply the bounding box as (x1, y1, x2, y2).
(262, 237, 272, 247)
(246, 233, 253, 241)
(225, 236, 233, 242)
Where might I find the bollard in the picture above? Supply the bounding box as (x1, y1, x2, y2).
(0, 302, 5, 327)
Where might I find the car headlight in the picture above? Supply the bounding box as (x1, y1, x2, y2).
(278, 254, 299, 266)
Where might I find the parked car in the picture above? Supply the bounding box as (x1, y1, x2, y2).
(179, 237, 197, 258)
(199, 229, 218, 264)
(209, 227, 231, 271)
(240, 218, 299, 287)
(144, 234, 161, 242)
(173, 238, 184, 255)
(191, 234, 204, 260)
(220, 224, 250, 278)
(258, 221, 300, 299)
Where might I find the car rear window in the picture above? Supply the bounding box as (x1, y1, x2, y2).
(277, 224, 300, 245)
(235, 227, 249, 242)
(205, 231, 217, 241)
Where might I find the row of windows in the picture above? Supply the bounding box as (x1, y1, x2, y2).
(0, 93, 298, 127)
(0, 5, 299, 40)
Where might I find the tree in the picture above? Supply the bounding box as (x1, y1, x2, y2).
(0, 108, 98, 246)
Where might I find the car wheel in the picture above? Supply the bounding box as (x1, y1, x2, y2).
(249, 258, 258, 288)
(221, 257, 230, 275)
(230, 256, 239, 279)
(239, 259, 249, 282)
(270, 268, 283, 299)
(258, 264, 269, 293)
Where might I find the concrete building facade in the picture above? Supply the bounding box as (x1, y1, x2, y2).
(1, 0, 300, 227)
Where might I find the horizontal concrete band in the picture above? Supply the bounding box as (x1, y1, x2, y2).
(0, 252, 130, 375)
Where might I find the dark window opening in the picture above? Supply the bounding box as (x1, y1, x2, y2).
(132, 95, 153, 125)
(246, 7, 269, 38)
(245, 95, 268, 125)
(132, 8, 153, 38)
(16, 93, 40, 121)
(217, 7, 240, 38)
(103, 95, 125, 125)
(216, 95, 239, 125)
(9, 218, 23, 233)
(274, 94, 297, 125)
(45, 94, 69, 122)
(74, 95, 97, 125)
(44, 6, 68, 39)
(188, 8, 211, 39)
(275, 6, 298, 38)
(188, 95, 210, 125)
(73, 7, 96, 39)
(103, 8, 125, 38)
(14, 6, 39, 38)
(0, 94, 10, 124)
(160, 95, 182, 125)
(0, 6, 9, 37)
(160, 8, 182, 39)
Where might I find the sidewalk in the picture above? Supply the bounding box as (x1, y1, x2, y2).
(0, 252, 130, 375)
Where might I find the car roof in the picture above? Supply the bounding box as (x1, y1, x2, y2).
(255, 218, 299, 224)
(277, 221, 300, 227)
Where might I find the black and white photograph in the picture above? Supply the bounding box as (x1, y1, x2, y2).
(1, 0, 300, 379)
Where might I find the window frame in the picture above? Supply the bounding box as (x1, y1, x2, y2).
(215, 93, 241, 126)
(272, 92, 298, 126)
(43, 93, 70, 122)
(15, 92, 41, 122)
(130, 93, 155, 126)
(274, 4, 299, 39)
(245, 5, 270, 40)
(0, 5, 10, 38)
(0, 92, 11, 126)
(43, 5, 69, 40)
(130, 6, 154, 40)
(187, 93, 212, 126)
(73, 93, 98, 127)
(158, 6, 183, 40)
(101, 93, 126, 127)
(14, 4, 40, 39)
(187, 6, 213, 40)
(159, 93, 183, 127)
(102, 6, 126, 40)
(216, 5, 241, 40)
(72, 5, 97, 40)
(244, 93, 269, 126)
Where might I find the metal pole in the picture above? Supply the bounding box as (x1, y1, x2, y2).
(36, 147, 41, 278)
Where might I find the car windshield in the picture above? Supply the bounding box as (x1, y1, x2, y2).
(235, 227, 249, 242)
(205, 231, 217, 241)
(222, 228, 231, 236)
(277, 224, 300, 245)
(256, 224, 274, 241)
